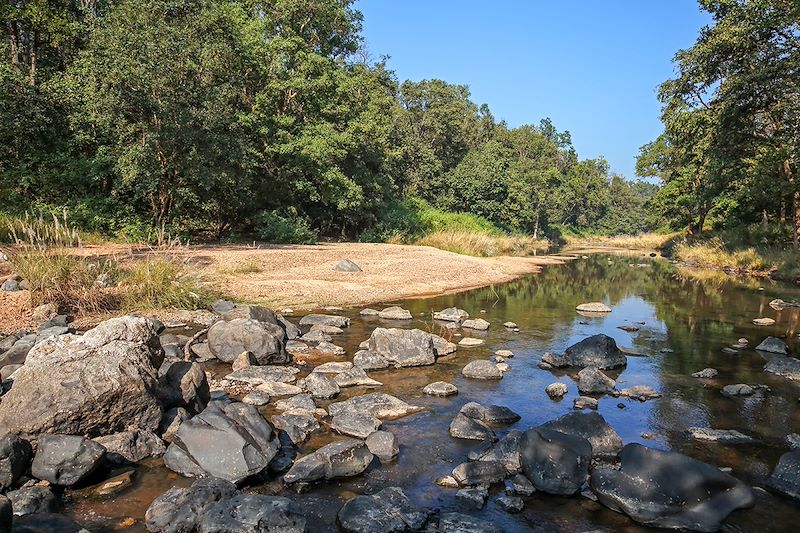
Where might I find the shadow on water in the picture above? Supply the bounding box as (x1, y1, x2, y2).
(71, 255, 800, 532)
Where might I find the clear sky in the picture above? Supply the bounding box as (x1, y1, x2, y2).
(355, 0, 712, 180)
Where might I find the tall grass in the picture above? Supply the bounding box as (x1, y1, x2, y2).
(416, 230, 549, 257)
(119, 258, 215, 311)
(563, 231, 680, 250)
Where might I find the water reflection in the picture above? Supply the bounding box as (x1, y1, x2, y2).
(73, 255, 800, 532)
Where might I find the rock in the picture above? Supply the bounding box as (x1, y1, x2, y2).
(197, 493, 308, 532)
(31, 304, 59, 324)
(319, 410, 370, 437)
(93, 430, 165, 463)
(590, 443, 755, 531)
(506, 473, 535, 496)
(573, 396, 598, 410)
(0, 365, 21, 381)
(157, 362, 210, 415)
(312, 361, 353, 373)
(619, 385, 661, 401)
(226, 365, 299, 385)
(0, 495, 9, 532)
(617, 324, 640, 332)
(0, 434, 32, 491)
(468, 431, 522, 473)
(241, 390, 271, 406)
(274, 394, 316, 413)
(268, 431, 297, 474)
(423, 381, 458, 397)
(163, 401, 279, 483)
(0, 279, 19, 292)
(496, 495, 524, 513)
(377, 306, 412, 320)
(337, 487, 427, 533)
(352, 351, 390, 370)
(300, 329, 332, 343)
(519, 428, 591, 495)
(434, 308, 469, 322)
(299, 314, 350, 328)
(468, 404, 520, 425)
(435, 513, 502, 533)
(756, 336, 788, 354)
(91, 469, 134, 497)
(189, 342, 213, 362)
(688, 427, 754, 444)
(787, 433, 800, 449)
(764, 356, 800, 380)
(316, 341, 346, 356)
(231, 351, 258, 371)
(456, 486, 487, 509)
(449, 413, 495, 441)
(272, 413, 319, 444)
(576, 302, 611, 313)
(368, 328, 435, 367)
(692, 368, 718, 379)
(310, 324, 344, 335)
(452, 461, 507, 486)
(431, 334, 457, 356)
(210, 299, 237, 314)
(335, 367, 382, 387)
(365, 431, 398, 461)
(359, 308, 379, 316)
(145, 477, 237, 532)
(328, 393, 422, 420)
(577, 366, 616, 394)
(461, 318, 490, 330)
(721, 383, 755, 397)
(207, 318, 288, 364)
(0, 343, 31, 367)
(300, 371, 340, 399)
(767, 450, 800, 500)
(286, 340, 310, 354)
(254, 381, 303, 396)
(283, 440, 373, 484)
(31, 435, 105, 486)
(158, 408, 189, 443)
(545, 382, 568, 399)
(6, 487, 59, 516)
(753, 317, 776, 326)
(334, 259, 361, 272)
(458, 337, 484, 347)
(436, 475, 460, 487)
(0, 316, 164, 438)
(461, 360, 502, 379)
(539, 411, 622, 459)
(541, 334, 627, 370)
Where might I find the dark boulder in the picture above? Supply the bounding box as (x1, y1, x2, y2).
(197, 493, 307, 532)
(6, 487, 59, 516)
(451, 460, 507, 486)
(590, 443, 755, 531)
(541, 334, 627, 370)
(145, 477, 238, 533)
(756, 336, 789, 355)
(0, 495, 9, 533)
(519, 428, 591, 495)
(283, 440, 373, 485)
(0, 434, 32, 491)
(337, 487, 428, 533)
(156, 362, 210, 415)
(93, 430, 165, 464)
(9, 513, 88, 533)
(31, 435, 105, 486)
(539, 411, 622, 459)
(767, 449, 800, 501)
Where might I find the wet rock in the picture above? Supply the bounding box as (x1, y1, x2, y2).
(199, 493, 308, 532)
(11, 513, 89, 532)
(0, 316, 164, 438)
(299, 371, 340, 399)
(506, 473, 535, 496)
(468, 430, 522, 473)
(449, 412, 495, 441)
(461, 360, 502, 379)
(242, 390, 271, 406)
(144, 477, 238, 532)
(456, 486, 488, 509)
(462, 318, 490, 331)
(312, 361, 353, 374)
(431, 334, 457, 356)
(334, 259, 361, 272)
(158, 408, 189, 443)
(207, 318, 288, 364)
(328, 393, 422, 420)
(163, 401, 279, 483)
(0, 434, 32, 491)
(452, 460, 507, 487)
(541, 334, 627, 370)
(617, 324, 640, 332)
(434, 308, 469, 322)
(496, 495, 524, 513)
(692, 368, 718, 379)
(272, 413, 319, 444)
(520, 428, 591, 495)
(337, 487, 427, 533)
(767, 450, 800, 500)
(157, 361, 210, 415)
(495, 349, 514, 358)
(368, 328, 435, 367)
(283, 440, 373, 484)
(435, 512, 503, 533)
(359, 308, 379, 316)
(764, 356, 800, 381)
(590, 443, 755, 531)
(619, 385, 660, 401)
(423, 381, 458, 397)
(753, 317, 776, 326)
(721, 383, 755, 397)
(577, 366, 616, 394)
(299, 314, 350, 328)
(267, 431, 297, 475)
(365, 431, 398, 461)
(226, 365, 299, 385)
(31, 435, 106, 486)
(756, 336, 788, 354)
(545, 382, 568, 399)
(330, 411, 381, 439)
(91, 469, 134, 497)
(7, 486, 59, 516)
(539, 411, 622, 460)
(688, 427, 753, 444)
(476, 404, 521, 425)
(93, 430, 165, 463)
(576, 302, 611, 313)
(458, 337, 484, 347)
(352, 350, 390, 370)
(254, 381, 303, 396)
(573, 396, 598, 410)
(377, 306, 412, 320)
(335, 367, 382, 387)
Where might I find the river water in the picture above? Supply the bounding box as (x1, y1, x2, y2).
(71, 254, 800, 532)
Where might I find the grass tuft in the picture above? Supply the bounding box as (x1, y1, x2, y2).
(119, 258, 215, 311)
(416, 230, 549, 257)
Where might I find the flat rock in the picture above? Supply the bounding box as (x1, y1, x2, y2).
(286, 340, 310, 353)
(377, 306, 412, 320)
(225, 365, 299, 385)
(198, 493, 306, 533)
(495, 349, 514, 358)
(300, 329, 332, 343)
(241, 390, 271, 406)
(461, 318, 490, 331)
(435, 513, 503, 533)
(539, 411, 622, 459)
(298, 314, 350, 328)
(462, 360, 502, 379)
(359, 308, 379, 316)
(316, 341, 346, 356)
(541, 334, 627, 370)
(352, 350, 390, 370)
(283, 440, 373, 484)
(756, 336, 789, 354)
(619, 385, 661, 401)
(423, 381, 458, 397)
(458, 337, 484, 347)
(335, 367, 382, 387)
(764, 356, 800, 380)
(274, 394, 316, 413)
(299, 371, 340, 399)
(328, 393, 422, 420)
(312, 361, 353, 374)
(576, 302, 611, 313)
(337, 487, 427, 533)
(688, 427, 754, 444)
(692, 368, 718, 379)
(368, 328, 435, 367)
(753, 317, 776, 326)
(31, 434, 105, 486)
(310, 324, 344, 335)
(331, 412, 382, 439)
(255, 381, 303, 396)
(434, 308, 469, 322)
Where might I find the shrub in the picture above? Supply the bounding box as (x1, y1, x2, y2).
(254, 210, 317, 244)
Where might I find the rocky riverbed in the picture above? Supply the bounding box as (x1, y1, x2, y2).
(1, 255, 800, 532)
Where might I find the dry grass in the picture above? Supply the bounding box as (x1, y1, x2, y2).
(415, 230, 549, 257)
(119, 258, 216, 311)
(671, 237, 800, 281)
(564, 232, 680, 250)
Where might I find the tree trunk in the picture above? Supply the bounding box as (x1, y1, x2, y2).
(785, 159, 798, 248)
(533, 214, 539, 239)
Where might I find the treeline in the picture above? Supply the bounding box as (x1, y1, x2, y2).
(1, 0, 654, 243)
(638, 0, 800, 247)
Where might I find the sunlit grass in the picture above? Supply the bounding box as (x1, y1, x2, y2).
(119, 258, 216, 311)
(416, 230, 549, 257)
(564, 231, 680, 250)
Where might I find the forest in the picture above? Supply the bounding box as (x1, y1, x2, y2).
(1, 0, 656, 244)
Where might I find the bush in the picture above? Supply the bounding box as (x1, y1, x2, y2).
(254, 210, 317, 244)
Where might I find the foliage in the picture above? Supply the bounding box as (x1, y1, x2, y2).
(254, 210, 318, 244)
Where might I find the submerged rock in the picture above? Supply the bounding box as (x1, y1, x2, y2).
(423, 381, 458, 397)
(337, 487, 428, 533)
(590, 443, 754, 532)
(692, 368, 718, 379)
(461, 360, 502, 379)
(541, 334, 627, 370)
(576, 302, 611, 313)
(764, 356, 800, 381)
(688, 427, 753, 444)
(378, 306, 412, 320)
(520, 428, 591, 495)
(435, 513, 503, 533)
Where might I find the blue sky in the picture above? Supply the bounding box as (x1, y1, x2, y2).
(355, 0, 712, 180)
